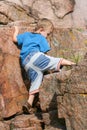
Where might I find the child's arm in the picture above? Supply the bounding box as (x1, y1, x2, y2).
(13, 26, 19, 43)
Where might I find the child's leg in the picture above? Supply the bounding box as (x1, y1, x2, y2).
(61, 58, 76, 66)
(28, 94, 35, 106)
(23, 94, 35, 114)
(23, 68, 43, 114)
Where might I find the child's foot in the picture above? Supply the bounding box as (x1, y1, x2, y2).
(61, 59, 77, 66)
(23, 102, 35, 114)
(70, 62, 77, 66)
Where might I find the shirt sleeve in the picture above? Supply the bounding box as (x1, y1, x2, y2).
(39, 36, 51, 53)
(17, 32, 28, 46)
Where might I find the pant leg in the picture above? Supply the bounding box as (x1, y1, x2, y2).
(24, 52, 62, 95)
(28, 69, 43, 95)
(32, 53, 62, 71)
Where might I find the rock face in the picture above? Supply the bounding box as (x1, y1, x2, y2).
(0, 1, 34, 24)
(39, 57, 87, 129)
(0, 114, 44, 130)
(0, 0, 87, 130)
(0, 0, 87, 28)
(0, 27, 29, 118)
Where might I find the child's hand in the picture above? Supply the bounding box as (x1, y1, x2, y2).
(13, 26, 19, 43)
(14, 26, 19, 33)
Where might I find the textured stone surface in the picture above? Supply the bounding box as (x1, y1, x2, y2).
(0, 0, 87, 129)
(10, 114, 43, 130)
(0, 0, 87, 28)
(0, 121, 10, 130)
(0, 1, 34, 24)
(0, 114, 43, 130)
(57, 94, 87, 130)
(39, 54, 87, 130)
(39, 70, 72, 111)
(0, 27, 28, 118)
(42, 110, 66, 130)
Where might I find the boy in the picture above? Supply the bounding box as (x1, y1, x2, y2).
(13, 18, 76, 114)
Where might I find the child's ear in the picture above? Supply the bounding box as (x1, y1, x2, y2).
(39, 27, 44, 32)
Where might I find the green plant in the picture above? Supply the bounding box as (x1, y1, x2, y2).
(10, 123, 15, 130)
(71, 53, 83, 64)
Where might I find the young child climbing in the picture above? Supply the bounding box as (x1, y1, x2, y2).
(13, 18, 76, 114)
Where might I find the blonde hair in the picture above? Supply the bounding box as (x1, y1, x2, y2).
(35, 18, 53, 32)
